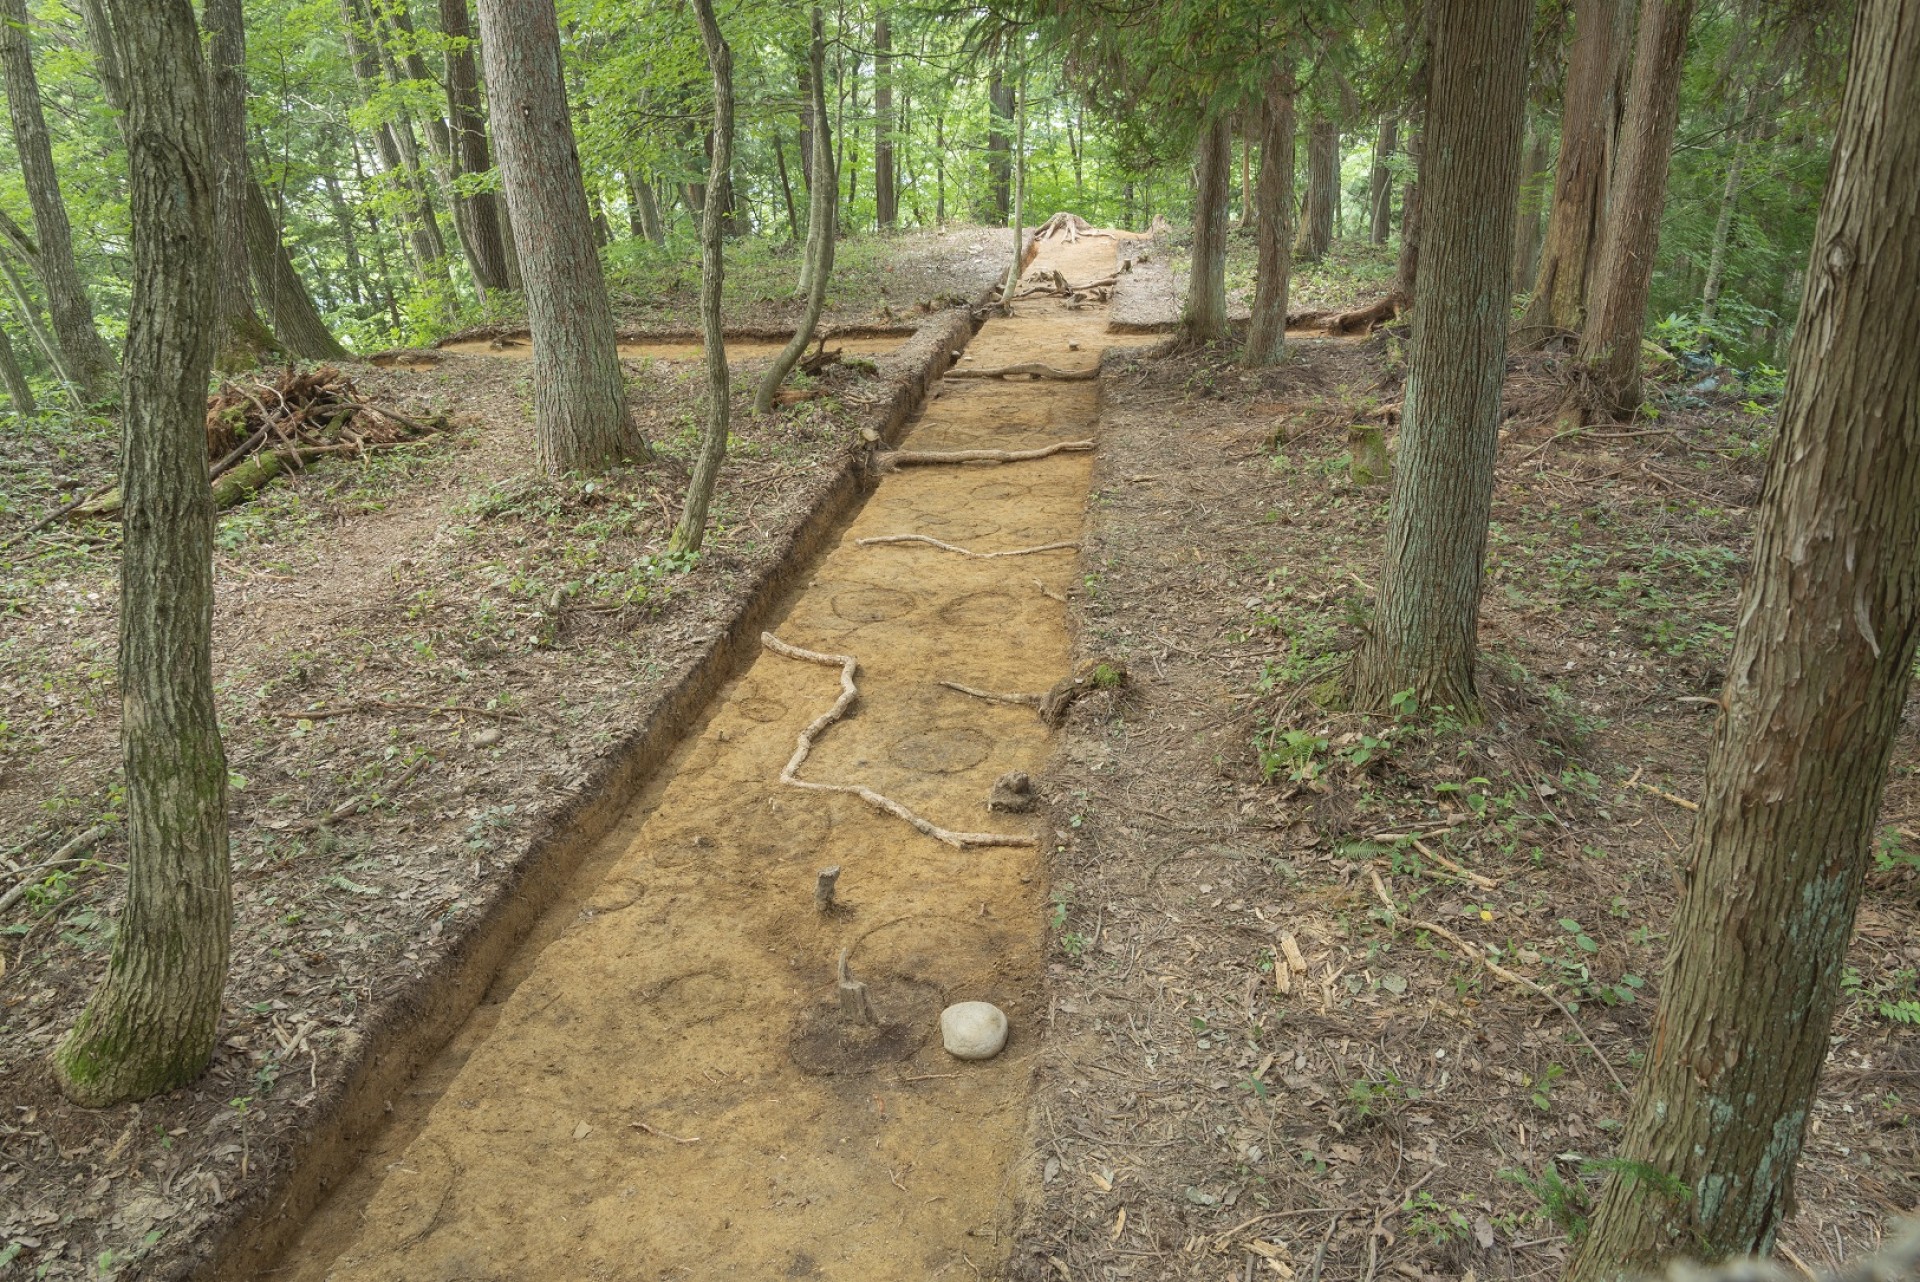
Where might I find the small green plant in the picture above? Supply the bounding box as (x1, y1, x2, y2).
(1257, 727, 1328, 782)
(1529, 1063, 1565, 1112)
(1502, 1163, 1592, 1240)
(1402, 1192, 1471, 1244)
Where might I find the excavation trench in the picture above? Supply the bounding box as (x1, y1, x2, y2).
(270, 231, 1125, 1280)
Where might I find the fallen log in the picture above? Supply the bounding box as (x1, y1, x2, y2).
(876, 440, 1095, 470)
(855, 534, 1079, 558)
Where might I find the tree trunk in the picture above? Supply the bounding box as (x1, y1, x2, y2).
(772, 138, 798, 240)
(244, 180, 352, 359)
(478, 0, 643, 471)
(439, 0, 512, 292)
(0, 252, 77, 403)
(204, 0, 279, 371)
(1179, 114, 1232, 345)
(1294, 115, 1338, 262)
(1394, 122, 1423, 298)
(1351, 0, 1533, 717)
(631, 169, 665, 245)
(53, 0, 230, 1109)
(935, 113, 946, 223)
(0, 321, 34, 413)
(758, 7, 834, 416)
(1511, 123, 1551, 294)
(873, 10, 895, 230)
(670, 0, 732, 554)
(1569, 2, 1920, 1272)
(0, 0, 116, 399)
(1520, 0, 1631, 338)
(320, 171, 368, 305)
(1243, 68, 1296, 368)
(1238, 125, 1253, 228)
(1698, 115, 1752, 328)
(1574, 0, 1694, 416)
(986, 65, 1012, 224)
(1370, 117, 1397, 244)
(341, 0, 446, 281)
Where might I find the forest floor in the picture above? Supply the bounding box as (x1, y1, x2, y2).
(0, 227, 1004, 1280)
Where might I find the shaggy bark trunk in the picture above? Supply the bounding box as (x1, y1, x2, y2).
(1295, 115, 1338, 261)
(757, 7, 834, 416)
(670, 0, 733, 554)
(0, 322, 34, 413)
(1180, 114, 1232, 345)
(1520, 0, 1631, 338)
(1574, 0, 1694, 415)
(986, 65, 1012, 224)
(1511, 124, 1551, 293)
(204, 0, 279, 371)
(0, 0, 116, 399)
(1370, 117, 1397, 245)
(1243, 68, 1297, 368)
(1569, 2, 1920, 1272)
(244, 180, 351, 359)
(479, 0, 641, 471)
(439, 0, 511, 292)
(1351, 0, 1532, 717)
(53, 0, 230, 1109)
(873, 10, 895, 229)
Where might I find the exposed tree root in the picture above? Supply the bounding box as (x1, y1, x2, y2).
(945, 362, 1098, 381)
(1038, 659, 1128, 726)
(855, 534, 1078, 558)
(1324, 294, 1407, 333)
(760, 632, 1036, 848)
(876, 440, 1094, 470)
(1032, 210, 1112, 243)
(937, 680, 1042, 707)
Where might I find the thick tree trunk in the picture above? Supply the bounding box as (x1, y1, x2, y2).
(1511, 124, 1551, 293)
(478, 0, 643, 472)
(670, 0, 732, 555)
(1568, 3, 1920, 1273)
(1573, 0, 1694, 415)
(1179, 114, 1232, 345)
(0, 0, 116, 399)
(1351, 0, 1532, 717)
(244, 180, 351, 359)
(204, 0, 279, 371)
(1294, 115, 1338, 262)
(1243, 69, 1297, 368)
(1520, 0, 1631, 338)
(0, 322, 34, 413)
(873, 10, 895, 230)
(54, 0, 229, 1109)
(1370, 117, 1397, 245)
(439, 0, 512, 292)
(758, 8, 834, 416)
(985, 66, 1012, 224)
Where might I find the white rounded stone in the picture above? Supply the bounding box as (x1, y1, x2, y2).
(940, 1001, 1009, 1060)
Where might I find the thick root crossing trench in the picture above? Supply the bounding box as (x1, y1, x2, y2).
(280, 231, 1127, 1280)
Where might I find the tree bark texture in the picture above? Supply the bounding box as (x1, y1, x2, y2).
(477, 0, 643, 472)
(758, 8, 834, 416)
(0, 320, 34, 413)
(985, 66, 1012, 224)
(873, 10, 895, 229)
(244, 180, 351, 359)
(1568, 2, 1920, 1272)
(1005, 66, 1026, 295)
(1393, 122, 1423, 299)
(204, 0, 279, 371)
(54, 0, 230, 1109)
(1351, 0, 1533, 716)
(1370, 117, 1397, 245)
(1575, 0, 1695, 415)
(670, 0, 732, 555)
(1511, 124, 1551, 293)
(0, 0, 116, 399)
(1243, 69, 1296, 368)
(439, 0, 512, 291)
(1295, 115, 1338, 261)
(1521, 0, 1631, 337)
(1180, 114, 1232, 345)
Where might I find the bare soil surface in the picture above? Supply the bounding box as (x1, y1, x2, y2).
(276, 234, 1127, 1280)
(1007, 332, 1920, 1280)
(436, 332, 910, 364)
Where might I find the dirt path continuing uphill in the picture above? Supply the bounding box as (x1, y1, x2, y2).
(275, 233, 1123, 1281)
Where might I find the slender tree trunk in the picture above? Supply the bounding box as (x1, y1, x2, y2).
(935, 113, 946, 223)
(0, 252, 77, 403)
(0, 321, 34, 413)
(758, 8, 834, 416)
(439, 0, 511, 291)
(1521, 0, 1632, 338)
(1004, 61, 1027, 295)
(985, 64, 1012, 224)
(478, 0, 641, 470)
(1570, 3, 1920, 1272)
(1574, 0, 1695, 416)
(772, 137, 798, 240)
(1370, 117, 1397, 245)
(204, 0, 278, 370)
(1393, 122, 1423, 298)
(1698, 116, 1752, 327)
(1294, 115, 1338, 262)
(670, 0, 732, 554)
(1180, 114, 1232, 344)
(1243, 67, 1297, 369)
(244, 179, 351, 358)
(341, 0, 446, 281)
(0, 0, 116, 399)
(1351, 0, 1533, 716)
(873, 9, 895, 230)
(54, 0, 229, 1109)
(631, 169, 665, 245)
(321, 170, 368, 305)
(1238, 125, 1253, 228)
(1511, 123, 1551, 293)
